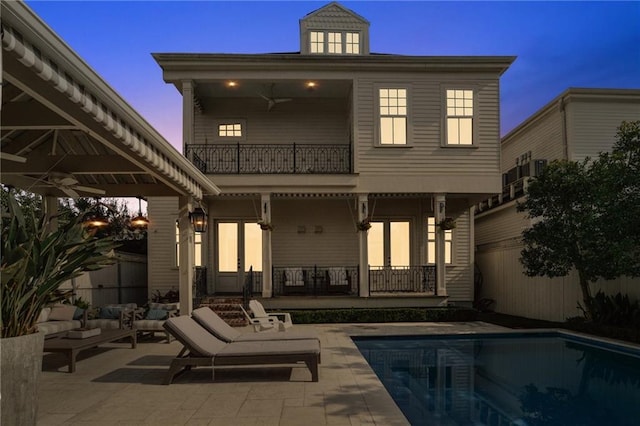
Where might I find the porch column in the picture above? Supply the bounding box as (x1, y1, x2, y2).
(434, 194, 447, 296)
(182, 80, 194, 152)
(178, 197, 195, 315)
(358, 194, 369, 297)
(261, 193, 273, 298)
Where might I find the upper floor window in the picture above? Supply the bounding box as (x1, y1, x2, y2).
(218, 123, 242, 138)
(446, 89, 474, 145)
(345, 32, 360, 54)
(310, 31, 324, 53)
(328, 32, 342, 53)
(379, 88, 407, 145)
(309, 30, 361, 55)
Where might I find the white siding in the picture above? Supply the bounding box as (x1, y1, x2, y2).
(355, 75, 501, 177)
(567, 100, 640, 162)
(475, 204, 529, 246)
(501, 106, 564, 171)
(194, 98, 349, 146)
(147, 196, 180, 298)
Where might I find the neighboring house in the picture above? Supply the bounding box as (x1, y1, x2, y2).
(148, 2, 514, 308)
(475, 88, 640, 322)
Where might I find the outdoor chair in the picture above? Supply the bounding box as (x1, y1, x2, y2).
(192, 307, 320, 352)
(239, 304, 284, 332)
(162, 316, 319, 384)
(249, 300, 293, 329)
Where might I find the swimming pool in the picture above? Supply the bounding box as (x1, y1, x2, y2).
(353, 332, 640, 426)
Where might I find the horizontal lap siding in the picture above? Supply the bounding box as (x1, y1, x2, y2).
(567, 101, 640, 162)
(355, 75, 500, 177)
(271, 199, 359, 266)
(446, 209, 473, 302)
(194, 98, 349, 145)
(147, 197, 179, 297)
(475, 205, 528, 246)
(501, 108, 564, 171)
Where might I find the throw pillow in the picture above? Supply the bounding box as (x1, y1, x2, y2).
(36, 307, 52, 323)
(99, 307, 122, 319)
(48, 304, 76, 321)
(73, 307, 85, 320)
(146, 309, 169, 320)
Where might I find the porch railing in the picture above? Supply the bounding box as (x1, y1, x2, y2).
(272, 265, 359, 296)
(369, 265, 436, 294)
(185, 143, 352, 174)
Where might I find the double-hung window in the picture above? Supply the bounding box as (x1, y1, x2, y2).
(327, 32, 342, 53)
(445, 89, 474, 145)
(309, 31, 361, 54)
(175, 221, 202, 267)
(379, 88, 407, 145)
(310, 31, 324, 53)
(427, 217, 452, 264)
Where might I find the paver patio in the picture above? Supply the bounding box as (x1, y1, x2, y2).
(38, 321, 508, 425)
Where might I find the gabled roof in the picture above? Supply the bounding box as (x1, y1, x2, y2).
(302, 2, 369, 25)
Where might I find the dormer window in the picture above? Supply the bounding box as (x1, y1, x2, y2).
(300, 3, 369, 55)
(308, 30, 362, 55)
(310, 31, 324, 53)
(346, 32, 360, 54)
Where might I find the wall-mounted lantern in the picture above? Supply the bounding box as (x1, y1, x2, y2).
(189, 207, 208, 233)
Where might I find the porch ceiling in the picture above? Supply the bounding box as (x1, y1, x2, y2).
(1, 1, 219, 200)
(193, 79, 352, 100)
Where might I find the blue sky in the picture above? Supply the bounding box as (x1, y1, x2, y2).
(26, 1, 640, 152)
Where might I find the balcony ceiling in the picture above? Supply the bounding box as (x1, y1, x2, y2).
(194, 79, 352, 99)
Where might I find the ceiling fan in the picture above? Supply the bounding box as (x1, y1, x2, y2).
(0, 152, 27, 163)
(27, 172, 106, 198)
(259, 83, 292, 111)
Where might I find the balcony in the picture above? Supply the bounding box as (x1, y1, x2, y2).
(186, 143, 352, 174)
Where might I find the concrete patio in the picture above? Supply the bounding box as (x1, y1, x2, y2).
(38, 321, 508, 425)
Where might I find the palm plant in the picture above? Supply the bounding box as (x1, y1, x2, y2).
(1, 191, 115, 338)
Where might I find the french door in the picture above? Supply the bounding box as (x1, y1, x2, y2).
(216, 221, 262, 293)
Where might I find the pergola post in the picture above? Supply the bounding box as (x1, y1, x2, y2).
(178, 197, 195, 315)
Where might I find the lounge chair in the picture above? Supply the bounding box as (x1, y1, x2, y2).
(163, 316, 319, 384)
(249, 300, 293, 329)
(239, 304, 284, 332)
(192, 307, 320, 346)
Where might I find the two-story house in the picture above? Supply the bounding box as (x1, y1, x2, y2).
(147, 2, 514, 310)
(475, 88, 640, 322)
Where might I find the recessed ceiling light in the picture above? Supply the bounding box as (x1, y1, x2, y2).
(226, 81, 238, 88)
(306, 81, 317, 89)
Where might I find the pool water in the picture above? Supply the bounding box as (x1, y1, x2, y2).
(354, 333, 640, 426)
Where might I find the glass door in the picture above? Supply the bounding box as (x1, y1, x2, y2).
(216, 221, 262, 293)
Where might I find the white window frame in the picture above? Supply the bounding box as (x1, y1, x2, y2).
(443, 88, 477, 147)
(376, 86, 410, 146)
(308, 30, 361, 55)
(214, 119, 246, 142)
(427, 217, 452, 265)
(310, 31, 325, 53)
(175, 221, 202, 267)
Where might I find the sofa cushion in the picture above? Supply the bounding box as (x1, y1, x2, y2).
(48, 304, 76, 321)
(149, 302, 179, 311)
(37, 320, 82, 335)
(146, 309, 169, 320)
(73, 307, 85, 320)
(36, 307, 52, 323)
(99, 307, 122, 319)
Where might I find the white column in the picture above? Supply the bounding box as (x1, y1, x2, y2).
(178, 196, 194, 315)
(261, 193, 273, 298)
(434, 194, 447, 296)
(182, 80, 194, 153)
(358, 194, 369, 297)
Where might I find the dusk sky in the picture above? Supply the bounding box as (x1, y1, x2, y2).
(26, 1, 640, 153)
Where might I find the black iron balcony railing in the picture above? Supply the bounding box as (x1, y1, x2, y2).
(272, 265, 359, 296)
(185, 143, 352, 174)
(369, 265, 436, 294)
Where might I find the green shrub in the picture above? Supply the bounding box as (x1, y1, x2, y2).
(279, 307, 478, 324)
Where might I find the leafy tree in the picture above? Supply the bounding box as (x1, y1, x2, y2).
(517, 121, 640, 320)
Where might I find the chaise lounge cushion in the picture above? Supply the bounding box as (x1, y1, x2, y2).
(192, 307, 319, 344)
